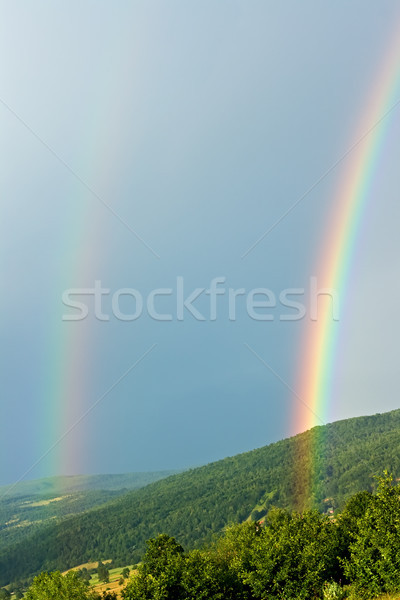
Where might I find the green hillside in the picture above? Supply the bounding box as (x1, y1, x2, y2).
(0, 470, 180, 497)
(1, 409, 400, 585)
(0, 471, 178, 553)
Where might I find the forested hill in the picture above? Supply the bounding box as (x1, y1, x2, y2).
(0, 471, 179, 555)
(2, 409, 400, 585)
(0, 470, 180, 498)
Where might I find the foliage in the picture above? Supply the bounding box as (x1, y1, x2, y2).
(16, 474, 400, 599)
(76, 568, 92, 584)
(322, 581, 346, 600)
(181, 548, 247, 600)
(211, 520, 262, 580)
(123, 534, 247, 600)
(123, 514, 343, 600)
(123, 535, 185, 599)
(344, 472, 400, 598)
(244, 509, 342, 599)
(25, 571, 89, 600)
(3, 409, 400, 585)
(337, 490, 373, 542)
(122, 483, 400, 600)
(97, 562, 110, 583)
(24, 572, 120, 600)
(122, 572, 159, 600)
(0, 473, 177, 554)
(141, 534, 184, 578)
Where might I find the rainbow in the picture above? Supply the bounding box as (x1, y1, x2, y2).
(292, 29, 400, 506)
(39, 94, 117, 480)
(6, 21, 153, 489)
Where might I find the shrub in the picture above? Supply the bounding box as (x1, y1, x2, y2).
(323, 581, 346, 600)
(344, 472, 400, 598)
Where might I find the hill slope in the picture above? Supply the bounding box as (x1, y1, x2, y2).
(0, 471, 180, 498)
(2, 409, 400, 585)
(0, 471, 178, 554)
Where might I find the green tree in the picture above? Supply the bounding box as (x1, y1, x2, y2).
(344, 472, 400, 597)
(122, 567, 130, 579)
(76, 568, 91, 586)
(123, 535, 185, 600)
(97, 562, 110, 584)
(212, 520, 261, 595)
(336, 489, 373, 574)
(123, 538, 247, 600)
(181, 549, 247, 600)
(246, 509, 342, 599)
(122, 573, 158, 600)
(25, 571, 88, 600)
(141, 534, 184, 578)
(338, 490, 373, 538)
(88, 592, 117, 600)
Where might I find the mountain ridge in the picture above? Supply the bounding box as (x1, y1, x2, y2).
(0, 470, 181, 498)
(1, 408, 400, 585)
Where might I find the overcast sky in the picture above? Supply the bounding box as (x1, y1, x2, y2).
(1, 1, 400, 485)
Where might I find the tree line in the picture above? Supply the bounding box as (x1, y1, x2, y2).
(3, 409, 400, 586)
(10, 472, 400, 600)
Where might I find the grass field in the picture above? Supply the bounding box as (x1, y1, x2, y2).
(6, 562, 135, 599)
(63, 561, 134, 598)
(62, 559, 112, 574)
(21, 496, 67, 507)
(92, 565, 138, 599)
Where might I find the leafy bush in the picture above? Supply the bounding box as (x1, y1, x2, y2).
(344, 472, 400, 598)
(323, 581, 346, 600)
(244, 509, 343, 599)
(122, 534, 248, 600)
(25, 571, 88, 600)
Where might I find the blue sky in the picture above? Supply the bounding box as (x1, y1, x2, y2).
(1, 1, 400, 485)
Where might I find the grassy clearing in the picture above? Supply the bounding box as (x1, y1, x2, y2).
(21, 496, 68, 507)
(90, 565, 136, 599)
(8, 563, 134, 599)
(62, 559, 112, 575)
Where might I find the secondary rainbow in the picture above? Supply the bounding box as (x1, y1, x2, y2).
(294, 31, 400, 438)
(39, 65, 131, 479)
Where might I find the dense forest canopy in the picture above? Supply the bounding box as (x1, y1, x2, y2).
(1, 409, 400, 586)
(15, 473, 400, 600)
